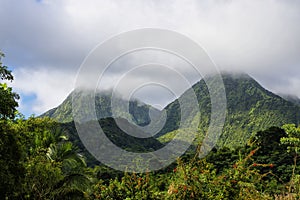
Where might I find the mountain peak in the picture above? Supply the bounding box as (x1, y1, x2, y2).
(159, 72, 300, 147)
(42, 72, 300, 148)
(41, 89, 158, 125)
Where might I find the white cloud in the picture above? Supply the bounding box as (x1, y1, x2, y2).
(12, 68, 75, 114)
(1, 0, 300, 115)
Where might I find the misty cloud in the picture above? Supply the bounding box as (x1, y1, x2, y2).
(0, 0, 299, 115)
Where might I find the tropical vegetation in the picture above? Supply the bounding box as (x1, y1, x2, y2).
(1, 51, 300, 199)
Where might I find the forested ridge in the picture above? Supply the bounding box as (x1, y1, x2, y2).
(43, 73, 300, 149)
(1, 51, 300, 199)
(158, 73, 300, 147)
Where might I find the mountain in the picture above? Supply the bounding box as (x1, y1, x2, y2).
(41, 89, 161, 126)
(279, 94, 300, 106)
(158, 73, 300, 148)
(43, 73, 300, 149)
(60, 117, 164, 166)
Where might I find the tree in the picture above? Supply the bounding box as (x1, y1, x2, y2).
(0, 120, 24, 199)
(0, 52, 91, 199)
(281, 124, 300, 194)
(250, 127, 293, 181)
(46, 138, 91, 199)
(0, 51, 23, 198)
(0, 51, 19, 119)
(18, 117, 91, 199)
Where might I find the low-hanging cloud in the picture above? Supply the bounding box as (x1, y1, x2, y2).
(0, 0, 300, 115)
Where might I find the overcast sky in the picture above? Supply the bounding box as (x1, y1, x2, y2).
(1, 0, 300, 117)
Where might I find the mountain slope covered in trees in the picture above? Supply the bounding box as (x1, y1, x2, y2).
(60, 117, 164, 166)
(42, 90, 160, 126)
(158, 73, 300, 147)
(42, 73, 300, 148)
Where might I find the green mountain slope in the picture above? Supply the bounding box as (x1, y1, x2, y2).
(60, 117, 164, 166)
(41, 90, 159, 126)
(158, 73, 300, 148)
(42, 73, 300, 149)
